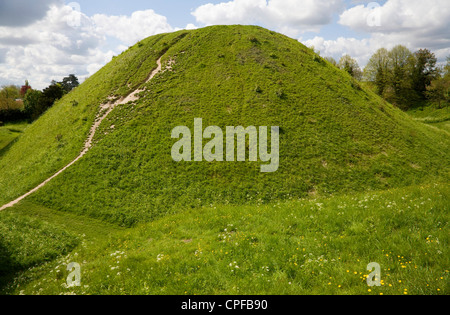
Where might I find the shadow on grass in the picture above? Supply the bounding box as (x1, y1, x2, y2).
(0, 238, 19, 295)
(0, 138, 18, 158)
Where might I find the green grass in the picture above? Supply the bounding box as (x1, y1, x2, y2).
(407, 105, 450, 133)
(0, 26, 445, 227)
(0, 32, 185, 206)
(2, 183, 448, 295)
(0, 210, 78, 291)
(0, 202, 124, 294)
(0, 121, 29, 154)
(0, 26, 449, 295)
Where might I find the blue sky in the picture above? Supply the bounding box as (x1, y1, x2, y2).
(74, 0, 375, 42)
(0, 0, 448, 89)
(74, 0, 220, 23)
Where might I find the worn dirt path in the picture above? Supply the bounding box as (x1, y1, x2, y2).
(0, 57, 163, 212)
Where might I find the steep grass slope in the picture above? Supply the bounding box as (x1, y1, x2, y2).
(0, 31, 185, 205)
(0, 26, 449, 227)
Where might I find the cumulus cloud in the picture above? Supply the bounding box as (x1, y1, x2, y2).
(0, 3, 176, 89)
(184, 23, 198, 30)
(304, 36, 383, 67)
(192, 0, 344, 36)
(192, 0, 266, 25)
(92, 10, 174, 46)
(0, 4, 110, 89)
(340, 0, 450, 54)
(267, 0, 343, 27)
(2, 0, 448, 89)
(339, 0, 450, 35)
(306, 0, 450, 67)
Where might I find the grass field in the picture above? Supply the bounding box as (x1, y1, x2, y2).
(408, 105, 450, 133)
(0, 26, 448, 295)
(1, 183, 447, 295)
(0, 26, 447, 227)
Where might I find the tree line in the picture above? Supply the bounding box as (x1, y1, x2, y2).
(0, 74, 79, 125)
(325, 47, 449, 111)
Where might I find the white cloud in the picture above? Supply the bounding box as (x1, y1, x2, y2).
(192, 0, 267, 25)
(192, 0, 344, 36)
(184, 23, 198, 30)
(267, 0, 343, 27)
(92, 10, 174, 46)
(1, 0, 448, 90)
(0, 5, 175, 89)
(0, 4, 107, 89)
(304, 36, 383, 67)
(305, 0, 450, 67)
(339, 0, 450, 35)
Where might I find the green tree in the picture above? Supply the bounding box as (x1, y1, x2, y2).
(363, 48, 390, 96)
(426, 56, 450, 109)
(443, 56, 450, 79)
(411, 49, 438, 99)
(60, 74, 79, 93)
(0, 85, 20, 110)
(338, 55, 362, 80)
(25, 83, 65, 121)
(426, 78, 449, 109)
(39, 83, 65, 110)
(0, 85, 20, 102)
(387, 45, 414, 109)
(364, 46, 432, 110)
(324, 56, 338, 67)
(0, 85, 24, 122)
(23, 89, 43, 120)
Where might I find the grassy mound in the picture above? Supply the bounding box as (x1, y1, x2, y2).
(5, 183, 449, 295)
(0, 31, 184, 205)
(0, 25, 449, 227)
